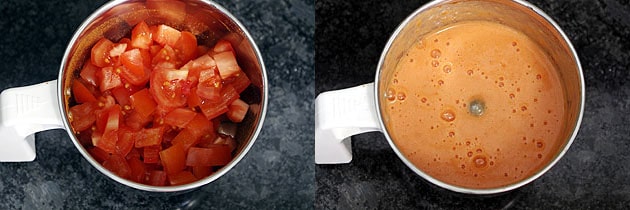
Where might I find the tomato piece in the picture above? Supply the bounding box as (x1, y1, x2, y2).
(214, 51, 241, 79)
(168, 171, 197, 185)
(72, 80, 97, 104)
(150, 68, 189, 108)
(120, 49, 150, 86)
(102, 154, 132, 178)
(197, 46, 209, 56)
(174, 31, 198, 63)
(213, 136, 237, 152)
(116, 129, 135, 157)
(185, 114, 213, 138)
(91, 38, 115, 67)
(227, 99, 249, 123)
(196, 69, 222, 102)
(129, 89, 157, 119)
(126, 148, 141, 160)
(224, 70, 251, 94)
(152, 24, 181, 47)
(199, 85, 238, 120)
(160, 143, 186, 175)
(125, 110, 152, 130)
(148, 170, 168, 186)
(118, 38, 132, 50)
(187, 55, 216, 82)
(135, 126, 164, 148)
(192, 166, 212, 179)
(110, 43, 128, 57)
(187, 87, 202, 109)
(95, 106, 121, 153)
(213, 39, 234, 54)
(163, 108, 197, 128)
(143, 145, 160, 164)
(131, 21, 153, 49)
(80, 62, 99, 86)
(152, 44, 182, 69)
(111, 85, 142, 107)
(185, 145, 232, 167)
(98, 66, 123, 92)
(69, 102, 98, 132)
(127, 157, 146, 183)
(171, 129, 200, 152)
(88, 147, 110, 163)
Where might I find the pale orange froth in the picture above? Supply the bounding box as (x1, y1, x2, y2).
(383, 21, 566, 189)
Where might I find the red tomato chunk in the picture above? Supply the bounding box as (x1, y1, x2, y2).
(68, 21, 253, 186)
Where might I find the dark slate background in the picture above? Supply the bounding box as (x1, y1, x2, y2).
(0, 0, 314, 209)
(316, 0, 630, 209)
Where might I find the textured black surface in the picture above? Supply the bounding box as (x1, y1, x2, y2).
(316, 0, 630, 209)
(0, 0, 314, 209)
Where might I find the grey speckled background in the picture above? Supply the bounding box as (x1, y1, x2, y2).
(0, 0, 314, 209)
(316, 0, 630, 209)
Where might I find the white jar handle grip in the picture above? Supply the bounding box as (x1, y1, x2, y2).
(0, 80, 64, 162)
(315, 83, 383, 164)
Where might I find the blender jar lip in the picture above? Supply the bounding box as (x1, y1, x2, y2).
(57, 0, 268, 192)
(373, 0, 584, 194)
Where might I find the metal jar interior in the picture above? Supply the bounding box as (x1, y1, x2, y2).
(375, 0, 584, 194)
(58, 0, 267, 192)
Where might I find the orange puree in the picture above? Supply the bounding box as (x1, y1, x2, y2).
(383, 21, 566, 189)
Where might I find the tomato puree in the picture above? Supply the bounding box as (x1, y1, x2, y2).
(383, 21, 567, 189)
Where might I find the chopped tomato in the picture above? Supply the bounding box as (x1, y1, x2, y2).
(91, 38, 115, 67)
(80, 62, 99, 86)
(110, 43, 128, 57)
(227, 99, 249, 123)
(131, 21, 152, 49)
(70, 21, 253, 186)
(224, 70, 251, 94)
(199, 85, 238, 120)
(135, 126, 164, 148)
(88, 147, 110, 163)
(213, 39, 234, 54)
(143, 145, 160, 164)
(168, 171, 197, 185)
(102, 154, 132, 179)
(160, 143, 186, 174)
(148, 170, 168, 186)
(185, 145, 232, 167)
(152, 24, 181, 47)
(72, 80, 97, 104)
(116, 129, 135, 157)
(127, 157, 146, 183)
(150, 68, 189, 108)
(69, 102, 97, 132)
(174, 31, 197, 62)
(129, 89, 157, 119)
(98, 66, 123, 92)
(163, 108, 197, 128)
(196, 69, 222, 102)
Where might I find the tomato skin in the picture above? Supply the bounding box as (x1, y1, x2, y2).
(131, 21, 152, 50)
(185, 145, 232, 167)
(135, 126, 164, 148)
(160, 143, 186, 175)
(102, 154, 132, 179)
(72, 80, 97, 104)
(69, 102, 98, 132)
(163, 108, 197, 128)
(98, 67, 123, 92)
(91, 38, 115, 67)
(174, 31, 198, 63)
(152, 24, 181, 47)
(129, 89, 157, 119)
(80, 62, 100, 86)
(127, 157, 147, 183)
(143, 145, 160, 164)
(227, 98, 249, 123)
(168, 171, 197, 185)
(148, 170, 168, 186)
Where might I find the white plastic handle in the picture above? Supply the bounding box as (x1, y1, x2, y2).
(0, 80, 64, 162)
(315, 83, 383, 164)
